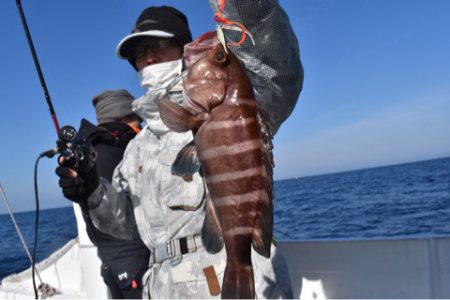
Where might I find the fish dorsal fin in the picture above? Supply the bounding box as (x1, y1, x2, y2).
(250, 104, 275, 258)
(256, 104, 274, 179)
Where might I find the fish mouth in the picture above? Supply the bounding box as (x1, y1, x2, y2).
(184, 31, 220, 69)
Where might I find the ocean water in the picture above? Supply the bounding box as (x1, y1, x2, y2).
(274, 156, 450, 240)
(1, 157, 449, 280)
(0, 207, 77, 280)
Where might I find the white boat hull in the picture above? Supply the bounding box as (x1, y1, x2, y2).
(279, 236, 450, 299)
(1, 205, 450, 298)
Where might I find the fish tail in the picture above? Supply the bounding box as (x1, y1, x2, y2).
(222, 262, 255, 299)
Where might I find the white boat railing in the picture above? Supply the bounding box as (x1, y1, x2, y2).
(0, 205, 108, 299)
(279, 236, 450, 299)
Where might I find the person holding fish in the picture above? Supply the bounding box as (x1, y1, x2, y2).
(56, 1, 303, 298)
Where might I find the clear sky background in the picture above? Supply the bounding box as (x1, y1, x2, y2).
(0, 0, 449, 214)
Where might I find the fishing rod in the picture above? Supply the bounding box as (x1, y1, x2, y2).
(16, 0, 60, 136)
(15, 1, 97, 298)
(15, 1, 57, 297)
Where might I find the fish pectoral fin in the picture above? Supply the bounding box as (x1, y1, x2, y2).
(158, 99, 204, 132)
(172, 140, 201, 177)
(201, 195, 224, 253)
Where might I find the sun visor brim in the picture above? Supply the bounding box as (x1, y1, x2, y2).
(116, 30, 175, 59)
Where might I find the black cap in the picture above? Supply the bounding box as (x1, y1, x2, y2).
(116, 6, 193, 60)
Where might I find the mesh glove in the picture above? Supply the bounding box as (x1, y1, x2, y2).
(55, 165, 99, 203)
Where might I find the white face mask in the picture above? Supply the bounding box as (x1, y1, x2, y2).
(138, 59, 183, 91)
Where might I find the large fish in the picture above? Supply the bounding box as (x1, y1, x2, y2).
(159, 31, 274, 299)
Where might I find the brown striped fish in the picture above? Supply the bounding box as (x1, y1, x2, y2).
(158, 31, 274, 299)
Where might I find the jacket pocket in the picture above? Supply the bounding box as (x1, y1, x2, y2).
(158, 146, 204, 209)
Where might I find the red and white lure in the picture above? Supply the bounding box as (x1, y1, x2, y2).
(214, 0, 255, 53)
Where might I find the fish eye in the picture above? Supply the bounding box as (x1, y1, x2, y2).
(214, 51, 228, 65)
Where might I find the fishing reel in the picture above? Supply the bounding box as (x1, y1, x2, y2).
(56, 125, 97, 174)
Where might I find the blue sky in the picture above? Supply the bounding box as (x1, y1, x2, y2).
(1, 0, 449, 213)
